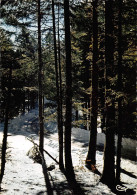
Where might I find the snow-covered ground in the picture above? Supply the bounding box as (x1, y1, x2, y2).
(0, 105, 136, 194)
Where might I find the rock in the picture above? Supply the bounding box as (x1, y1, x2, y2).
(27, 146, 42, 164)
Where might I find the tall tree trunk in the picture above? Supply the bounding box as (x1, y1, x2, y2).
(0, 65, 12, 190)
(37, 0, 44, 154)
(83, 49, 91, 131)
(64, 0, 75, 179)
(99, 51, 105, 132)
(86, 0, 98, 166)
(116, 0, 123, 184)
(58, 1, 64, 169)
(101, 0, 115, 189)
(52, 0, 64, 169)
(84, 59, 91, 131)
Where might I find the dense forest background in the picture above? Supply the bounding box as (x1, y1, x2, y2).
(0, 0, 136, 194)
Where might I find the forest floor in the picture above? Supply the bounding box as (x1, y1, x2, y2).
(0, 104, 136, 195)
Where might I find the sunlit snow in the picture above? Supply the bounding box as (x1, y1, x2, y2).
(0, 103, 136, 194)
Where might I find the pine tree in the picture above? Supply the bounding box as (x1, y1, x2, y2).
(64, 0, 75, 179)
(37, 0, 44, 154)
(0, 66, 12, 190)
(52, 0, 64, 169)
(86, 0, 98, 168)
(101, 0, 116, 189)
(57, 1, 64, 170)
(0, 35, 13, 189)
(116, 0, 123, 184)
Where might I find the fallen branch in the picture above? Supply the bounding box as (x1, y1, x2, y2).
(27, 137, 59, 165)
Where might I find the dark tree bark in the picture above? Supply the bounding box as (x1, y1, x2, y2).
(64, 0, 75, 179)
(52, 0, 64, 169)
(22, 91, 25, 113)
(0, 65, 12, 190)
(84, 59, 91, 131)
(101, 0, 115, 189)
(58, 3, 64, 169)
(42, 95, 44, 114)
(27, 89, 30, 112)
(99, 51, 106, 132)
(86, 0, 98, 166)
(82, 45, 91, 131)
(116, 0, 123, 184)
(75, 110, 78, 121)
(37, 0, 44, 154)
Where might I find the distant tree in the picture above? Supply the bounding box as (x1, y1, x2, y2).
(1, 0, 38, 114)
(70, 2, 92, 129)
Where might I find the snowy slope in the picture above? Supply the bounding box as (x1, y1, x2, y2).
(0, 106, 136, 194)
